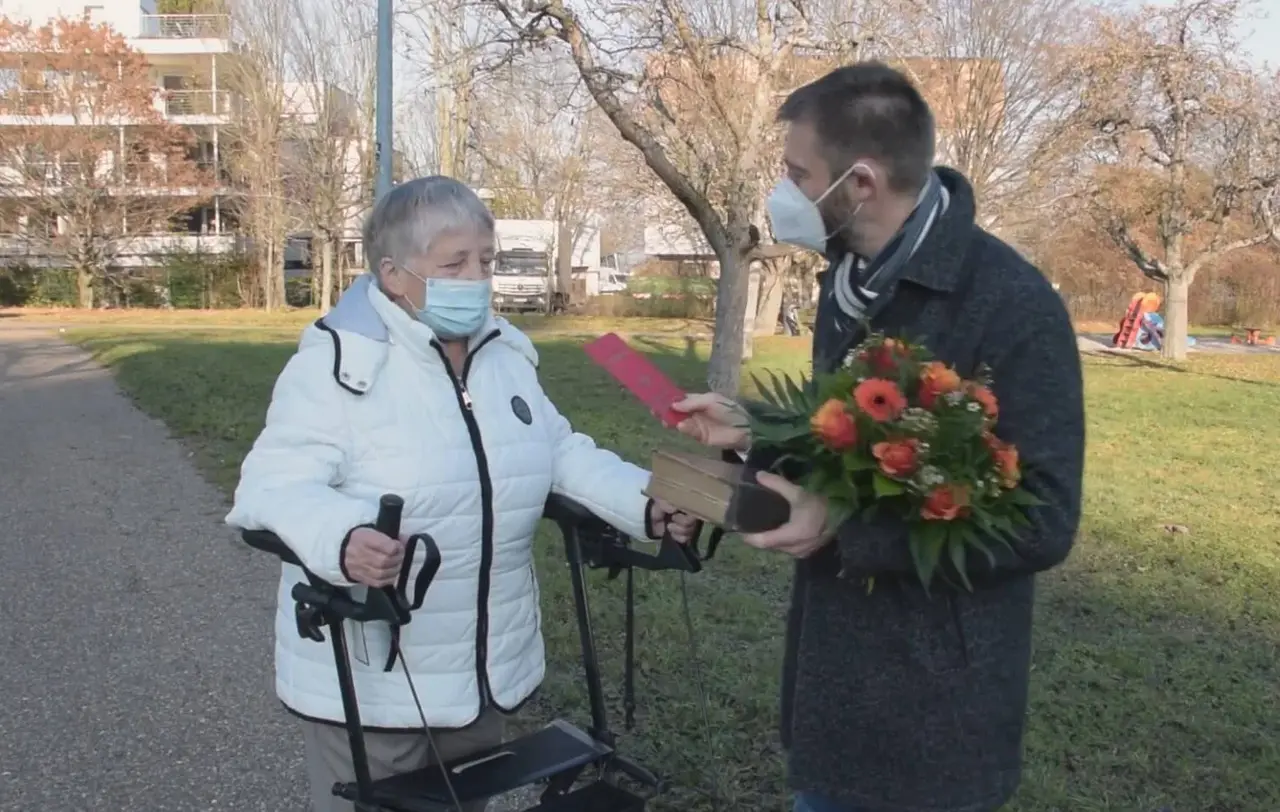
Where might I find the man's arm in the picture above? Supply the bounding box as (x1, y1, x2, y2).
(835, 285, 1085, 580)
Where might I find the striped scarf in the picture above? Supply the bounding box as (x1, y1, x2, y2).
(831, 170, 950, 324)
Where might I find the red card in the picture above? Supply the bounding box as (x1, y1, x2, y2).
(583, 333, 686, 428)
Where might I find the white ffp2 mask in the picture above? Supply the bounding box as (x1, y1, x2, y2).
(766, 163, 869, 253)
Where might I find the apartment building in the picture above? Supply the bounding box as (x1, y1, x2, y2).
(0, 0, 241, 268)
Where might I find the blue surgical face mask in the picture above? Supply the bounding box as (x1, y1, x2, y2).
(404, 273, 492, 339)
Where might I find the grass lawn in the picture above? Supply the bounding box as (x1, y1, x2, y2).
(1, 306, 714, 337)
(67, 321, 1280, 812)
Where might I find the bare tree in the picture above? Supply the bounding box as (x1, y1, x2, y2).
(470, 55, 619, 268)
(1076, 0, 1280, 359)
(902, 0, 1090, 232)
(286, 0, 378, 311)
(0, 18, 208, 307)
(399, 0, 491, 179)
(222, 0, 294, 309)
(478, 0, 885, 394)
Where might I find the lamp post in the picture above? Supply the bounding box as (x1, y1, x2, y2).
(374, 0, 393, 200)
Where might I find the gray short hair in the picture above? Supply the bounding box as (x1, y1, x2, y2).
(362, 176, 495, 271)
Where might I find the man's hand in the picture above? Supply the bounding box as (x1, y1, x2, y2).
(342, 527, 405, 587)
(741, 472, 833, 559)
(649, 498, 701, 544)
(672, 393, 751, 451)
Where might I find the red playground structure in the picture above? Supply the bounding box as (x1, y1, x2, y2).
(1113, 292, 1163, 349)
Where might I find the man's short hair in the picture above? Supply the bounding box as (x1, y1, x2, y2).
(776, 61, 936, 195)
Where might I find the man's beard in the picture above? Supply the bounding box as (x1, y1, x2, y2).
(821, 198, 856, 248)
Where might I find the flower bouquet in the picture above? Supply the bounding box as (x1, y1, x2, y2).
(745, 333, 1041, 592)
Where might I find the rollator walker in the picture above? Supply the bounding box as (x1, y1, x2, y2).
(241, 492, 718, 812)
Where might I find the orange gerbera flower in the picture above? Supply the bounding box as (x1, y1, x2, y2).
(853, 378, 907, 423)
(990, 438, 1021, 489)
(921, 483, 971, 521)
(969, 383, 998, 420)
(918, 361, 962, 409)
(810, 398, 858, 451)
(864, 339, 904, 375)
(872, 438, 920, 478)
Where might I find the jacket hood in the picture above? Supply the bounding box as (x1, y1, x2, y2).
(318, 273, 538, 367)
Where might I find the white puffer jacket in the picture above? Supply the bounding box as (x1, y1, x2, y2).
(226, 277, 653, 729)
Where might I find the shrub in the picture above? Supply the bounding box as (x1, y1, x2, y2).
(30, 268, 78, 306)
(0, 264, 38, 306)
(581, 291, 714, 319)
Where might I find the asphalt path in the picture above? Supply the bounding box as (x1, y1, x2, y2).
(0, 325, 534, 812)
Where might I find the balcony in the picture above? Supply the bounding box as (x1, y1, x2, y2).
(0, 160, 215, 194)
(0, 162, 91, 189)
(0, 87, 234, 121)
(0, 90, 60, 116)
(138, 14, 231, 40)
(162, 89, 232, 117)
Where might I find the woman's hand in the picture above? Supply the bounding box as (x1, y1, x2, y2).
(672, 393, 751, 451)
(342, 527, 405, 587)
(649, 499, 701, 544)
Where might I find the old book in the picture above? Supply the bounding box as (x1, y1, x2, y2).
(644, 450, 790, 533)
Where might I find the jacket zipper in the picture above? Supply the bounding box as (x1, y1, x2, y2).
(432, 330, 501, 713)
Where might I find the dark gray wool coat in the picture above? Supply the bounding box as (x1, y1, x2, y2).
(760, 167, 1085, 812)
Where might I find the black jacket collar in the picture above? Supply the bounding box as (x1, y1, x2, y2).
(823, 166, 976, 294)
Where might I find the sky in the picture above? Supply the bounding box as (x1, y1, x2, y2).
(1140, 0, 1279, 68)
(1240, 4, 1278, 67)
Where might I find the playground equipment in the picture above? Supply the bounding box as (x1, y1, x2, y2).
(1230, 327, 1277, 346)
(1112, 292, 1162, 349)
(241, 493, 718, 812)
(1112, 292, 1198, 352)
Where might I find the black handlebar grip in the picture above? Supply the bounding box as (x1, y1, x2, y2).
(374, 494, 411, 624)
(375, 494, 405, 538)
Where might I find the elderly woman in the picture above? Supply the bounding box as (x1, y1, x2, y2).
(226, 176, 695, 812)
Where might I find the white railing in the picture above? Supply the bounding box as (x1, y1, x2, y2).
(162, 89, 232, 117)
(0, 161, 217, 190)
(139, 14, 230, 40)
(0, 233, 238, 257)
(2, 87, 233, 119)
(0, 162, 91, 187)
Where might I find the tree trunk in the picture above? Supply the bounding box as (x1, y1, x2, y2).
(272, 240, 286, 308)
(755, 258, 786, 337)
(76, 267, 94, 309)
(707, 247, 752, 395)
(742, 263, 761, 361)
(260, 239, 286, 310)
(1161, 274, 1190, 361)
(320, 238, 335, 315)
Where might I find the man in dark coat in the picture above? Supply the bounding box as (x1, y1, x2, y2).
(673, 62, 1085, 812)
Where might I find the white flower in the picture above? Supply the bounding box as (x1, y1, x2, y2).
(966, 402, 981, 412)
(916, 465, 946, 487)
(945, 391, 966, 406)
(898, 407, 938, 434)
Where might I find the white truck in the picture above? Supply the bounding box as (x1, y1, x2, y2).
(493, 219, 556, 313)
(492, 219, 602, 313)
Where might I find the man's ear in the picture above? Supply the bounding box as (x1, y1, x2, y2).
(847, 161, 880, 202)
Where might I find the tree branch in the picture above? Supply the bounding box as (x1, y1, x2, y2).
(1101, 215, 1169, 282)
(493, 0, 731, 256)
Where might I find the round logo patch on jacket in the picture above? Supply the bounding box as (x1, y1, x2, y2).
(511, 395, 533, 425)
